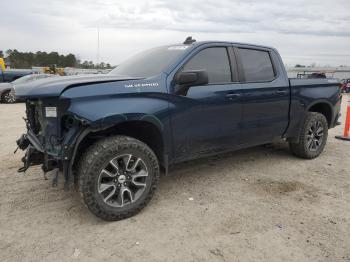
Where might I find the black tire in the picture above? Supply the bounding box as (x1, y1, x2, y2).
(77, 135, 160, 221)
(289, 112, 328, 159)
(1, 90, 16, 103)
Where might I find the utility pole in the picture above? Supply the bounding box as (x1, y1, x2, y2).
(97, 26, 100, 68)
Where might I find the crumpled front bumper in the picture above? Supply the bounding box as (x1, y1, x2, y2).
(16, 131, 71, 189)
(16, 127, 62, 175)
(16, 131, 45, 173)
(16, 123, 88, 190)
(24, 129, 45, 152)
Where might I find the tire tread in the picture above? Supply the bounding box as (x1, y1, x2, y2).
(77, 135, 159, 221)
(289, 112, 328, 159)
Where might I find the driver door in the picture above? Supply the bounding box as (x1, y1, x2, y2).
(169, 46, 243, 162)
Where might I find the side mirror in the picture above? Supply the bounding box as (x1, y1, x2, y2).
(174, 70, 208, 95)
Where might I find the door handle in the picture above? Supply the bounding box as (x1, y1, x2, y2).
(226, 93, 241, 99)
(275, 90, 287, 95)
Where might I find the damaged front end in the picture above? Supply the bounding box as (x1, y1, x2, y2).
(16, 99, 88, 190)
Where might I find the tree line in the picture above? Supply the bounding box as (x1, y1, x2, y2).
(0, 49, 112, 69)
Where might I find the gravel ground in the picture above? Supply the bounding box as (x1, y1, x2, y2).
(0, 96, 349, 262)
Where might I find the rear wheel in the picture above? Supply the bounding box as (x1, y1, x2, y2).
(1, 90, 16, 103)
(78, 136, 160, 221)
(289, 112, 328, 159)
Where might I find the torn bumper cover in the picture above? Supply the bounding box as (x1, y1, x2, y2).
(16, 132, 43, 172)
(16, 130, 57, 172)
(16, 119, 92, 190)
(16, 129, 71, 189)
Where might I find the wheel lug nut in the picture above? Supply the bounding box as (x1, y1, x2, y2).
(124, 182, 127, 186)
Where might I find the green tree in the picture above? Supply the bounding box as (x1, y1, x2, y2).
(65, 54, 77, 67)
(81, 61, 89, 69)
(2, 49, 112, 69)
(5, 49, 13, 57)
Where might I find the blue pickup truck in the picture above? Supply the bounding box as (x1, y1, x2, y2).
(15, 38, 341, 221)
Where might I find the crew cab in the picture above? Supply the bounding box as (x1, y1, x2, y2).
(15, 38, 342, 221)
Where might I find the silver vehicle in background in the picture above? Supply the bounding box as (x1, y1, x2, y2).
(0, 74, 56, 103)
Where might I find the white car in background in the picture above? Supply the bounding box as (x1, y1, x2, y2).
(0, 74, 56, 103)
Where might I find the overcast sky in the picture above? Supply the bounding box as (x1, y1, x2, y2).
(1, 0, 350, 66)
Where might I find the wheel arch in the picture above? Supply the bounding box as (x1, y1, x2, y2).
(0, 88, 11, 96)
(287, 100, 334, 143)
(72, 120, 167, 174)
(306, 100, 333, 127)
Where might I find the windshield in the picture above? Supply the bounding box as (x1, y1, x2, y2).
(109, 45, 189, 78)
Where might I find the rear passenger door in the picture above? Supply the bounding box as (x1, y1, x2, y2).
(235, 47, 290, 145)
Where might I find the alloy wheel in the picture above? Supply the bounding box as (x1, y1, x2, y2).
(3, 90, 16, 103)
(97, 154, 149, 207)
(306, 120, 324, 152)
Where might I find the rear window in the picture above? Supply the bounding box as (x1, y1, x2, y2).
(238, 48, 275, 82)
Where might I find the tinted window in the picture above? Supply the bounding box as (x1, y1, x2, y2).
(183, 47, 231, 84)
(110, 46, 188, 78)
(238, 49, 275, 82)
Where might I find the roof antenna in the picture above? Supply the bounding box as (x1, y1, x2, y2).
(183, 36, 196, 45)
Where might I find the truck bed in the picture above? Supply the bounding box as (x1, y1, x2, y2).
(289, 78, 339, 88)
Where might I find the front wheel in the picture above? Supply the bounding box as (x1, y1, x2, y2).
(289, 112, 328, 159)
(1, 90, 16, 103)
(78, 136, 160, 221)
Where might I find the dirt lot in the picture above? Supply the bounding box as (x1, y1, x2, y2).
(0, 96, 349, 262)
